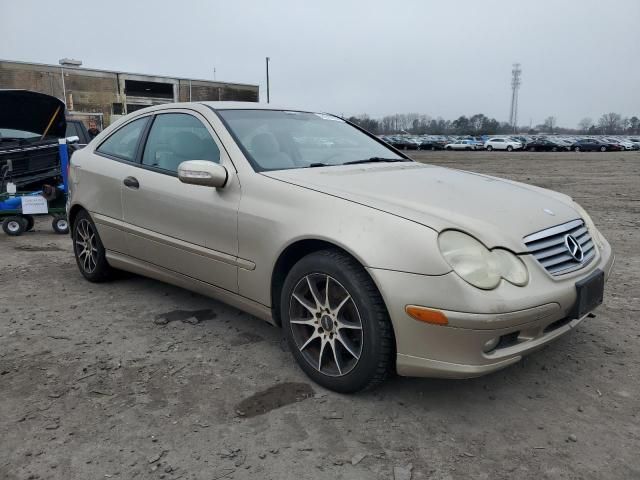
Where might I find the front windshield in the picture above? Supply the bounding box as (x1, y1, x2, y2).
(217, 109, 405, 171)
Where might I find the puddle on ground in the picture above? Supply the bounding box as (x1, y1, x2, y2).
(154, 309, 217, 325)
(14, 244, 63, 252)
(229, 331, 264, 346)
(235, 382, 314, 418)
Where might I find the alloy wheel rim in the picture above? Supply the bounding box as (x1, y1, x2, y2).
(75, 219, 98, 273)
(289, 273, 364, 377)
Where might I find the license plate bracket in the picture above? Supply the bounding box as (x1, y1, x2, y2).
(569, 269, 605, 319)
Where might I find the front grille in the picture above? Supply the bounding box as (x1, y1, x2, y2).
(523, 219, 596, 275)
(0, 143, 59, 175)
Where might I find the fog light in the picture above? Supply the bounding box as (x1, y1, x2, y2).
(483, 337, 500, 353)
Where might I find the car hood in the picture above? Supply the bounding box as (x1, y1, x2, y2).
(262, 162, 580, 252)
(0, 90, 66, 138)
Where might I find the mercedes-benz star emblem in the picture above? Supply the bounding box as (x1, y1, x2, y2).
(564, 234, 584, 262)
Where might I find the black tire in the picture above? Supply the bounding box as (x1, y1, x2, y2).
(52, 215, 69, 234)
(506, 145, 513, 152)
(446, 146, 452, 151)
(280, 249, 394, 393)
(431, 146, 436, 151)
(528, 146, 535, 152)
(2, 216, 26, 236)
(486, 145, 493, 151)
(72, 210, 113, 282)
(22, 215, 35, 232)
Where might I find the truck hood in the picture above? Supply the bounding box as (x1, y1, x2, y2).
(0, 90, 66, 139)
(262, 162, 580, 252)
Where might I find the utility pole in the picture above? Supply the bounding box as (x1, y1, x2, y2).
(58, 58, 82, 108)
(509, 63, 522, 133)
(265, 57, 270, 103)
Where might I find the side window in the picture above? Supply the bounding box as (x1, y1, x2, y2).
(66, 122, 78, 138)
(97, 117, 148, 161)
(142, 113, 220, 173)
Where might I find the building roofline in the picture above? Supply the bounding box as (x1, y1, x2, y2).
(0, 58, 259, 89)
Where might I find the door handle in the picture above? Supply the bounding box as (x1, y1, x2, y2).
(123, 176, 139, 189)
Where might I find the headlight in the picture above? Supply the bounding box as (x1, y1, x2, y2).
(438, 230, 529, 290)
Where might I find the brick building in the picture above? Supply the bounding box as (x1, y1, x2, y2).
(0, 59, 259, 127)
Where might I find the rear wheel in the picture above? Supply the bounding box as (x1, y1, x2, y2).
(52, 215, 69, 234)
(431, 146, 436, 151)
(529, 146, 535, 152)
(72, 210, 113, 282)
(600, 146, 607, 152)
(2, 216, 26, 236)
(281, 249, 394, 393)
(486, 145, 493, 151)
(574, 146, 581, 152)
(506, 145, 514, 152)
(446, 146, 452, 151)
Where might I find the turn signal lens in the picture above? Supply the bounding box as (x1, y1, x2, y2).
(405, 306, 448, 325)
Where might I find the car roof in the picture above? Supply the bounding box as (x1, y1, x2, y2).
(201, 101, 311, 111)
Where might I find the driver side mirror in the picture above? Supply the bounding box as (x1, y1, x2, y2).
(177, 160, 228, 188)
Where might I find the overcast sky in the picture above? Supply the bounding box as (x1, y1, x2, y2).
(2, 0, 639, 127)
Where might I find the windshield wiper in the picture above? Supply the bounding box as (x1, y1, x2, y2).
(308, 162, 330, 168)
(342, 157, 410, 165)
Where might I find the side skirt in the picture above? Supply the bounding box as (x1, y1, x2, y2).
(106, 250, 275, 325)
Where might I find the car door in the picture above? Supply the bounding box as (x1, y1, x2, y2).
(84, 116, 151, 253)
(120, 110, 241, 292)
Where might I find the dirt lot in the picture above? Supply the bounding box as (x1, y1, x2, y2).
(1, 151, 639, 480)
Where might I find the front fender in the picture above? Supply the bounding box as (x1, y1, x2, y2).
(237, 176, 451, 307)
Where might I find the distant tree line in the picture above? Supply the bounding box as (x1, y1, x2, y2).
(347, 112, 640, 136)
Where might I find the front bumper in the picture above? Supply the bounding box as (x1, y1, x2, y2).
(368, 234, 614, 379)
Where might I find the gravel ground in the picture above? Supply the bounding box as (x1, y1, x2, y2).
(1, 151, 639, 480)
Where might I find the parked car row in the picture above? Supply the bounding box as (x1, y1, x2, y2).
(378, 134, 640, 152)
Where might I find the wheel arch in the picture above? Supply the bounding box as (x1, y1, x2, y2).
(270, 238, 388, 328)
(68, 203, 88, 231)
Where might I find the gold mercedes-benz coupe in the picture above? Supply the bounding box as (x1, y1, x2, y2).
(67, 102, 614, 392)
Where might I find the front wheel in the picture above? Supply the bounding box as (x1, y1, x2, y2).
(600, 146, 607, 152)
(281, 249, 394, 393)
(2, 216, 26, 236)
(574, 146, 581, 152)
(72, 210, 113, 282)
(446, 146, 452, 150)
(486, 145, 493, 151)
(506, 145, 513, 152)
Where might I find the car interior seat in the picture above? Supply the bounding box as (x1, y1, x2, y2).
(250, 132, 294, 169)
(154, 131, 219, 171)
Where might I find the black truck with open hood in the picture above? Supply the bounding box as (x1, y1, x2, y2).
(0, 90, 67, 190)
